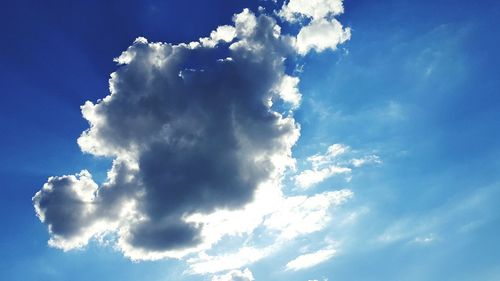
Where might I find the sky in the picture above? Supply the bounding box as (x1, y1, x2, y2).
(1, 0, 500, 280)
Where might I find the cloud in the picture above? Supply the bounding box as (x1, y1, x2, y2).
(294, 144, 351, 189)
(189, 246, 274, 275)
(34, 9, 301, 260)
(273, 75, 302, 109)
(33, 1, 352, 274)
(211, 268, 255, 281)
(279, 0, 344, 22)
(295, 166, 351, 189)
(187, 189, 352, 274)
(264, 190, 353, 240)
(351, 155, 382, 167)
(279, 0, 351, 55)
(200, 25, 237, 48)
(294, 144, 380, 189)
(285, 246, 337, 271)
(32, 170, 114, 250)
(295, 18, 351, 55)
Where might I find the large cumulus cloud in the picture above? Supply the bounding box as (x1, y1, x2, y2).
(33, 1, 351, 263)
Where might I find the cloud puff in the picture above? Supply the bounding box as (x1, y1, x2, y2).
(200, 25, 237, 48)
(295, 18, 351, 55)
(279, 0, 344, 22)
(279, 0, 351, 55)
(33, 1, 352, 272)
(32, 170, 109, 250)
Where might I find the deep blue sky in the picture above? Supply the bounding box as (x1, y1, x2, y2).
(1, 0, 499, 280)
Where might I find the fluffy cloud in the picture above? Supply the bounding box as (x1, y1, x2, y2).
(200, 25, 237, 48)
(33, 1, 352, 274)
(279, 0, 344, 22)
(279, 0, 351, 55)
(295, 18, 351, 55)
(32, 170, 111, 250)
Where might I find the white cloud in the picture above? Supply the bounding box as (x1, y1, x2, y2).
(211, 268, 255, 281)
(200, 25, 237, 47)
(186, 188, 353, 274)
(264, 190, 353, 240)
(294, 166, 351, 189)
(190, 246, 273, 275)
(294, 144, 380, 189)
(295, 19, 351, 55)
(273, 75, 302, 109)
(286, 246, 337, 271)
(294, 144, 350, 189)
(308, 144, 349, 168)
(279, 0, 344, 22)
(351, 155, 382, 167)
(279, 0, 351, 55)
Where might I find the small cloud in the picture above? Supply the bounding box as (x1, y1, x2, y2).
(286, 246, 337, 271)
(211, 268, 255, 281)
(294, 166, 352, 189)
(351, 155, 382, 167)
(294, 144, 380, 189)
(412, 234, 437, 245)
(294, 144, 351, 189)
(189, 247, 274, 274)
(278, 0, 351, 55)
(295, 19, 351, 55)
(200, 25, 237, 47)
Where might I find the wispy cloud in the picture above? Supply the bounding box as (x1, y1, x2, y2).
(294, 144, 381, 189)
(286, 246, 337, 271)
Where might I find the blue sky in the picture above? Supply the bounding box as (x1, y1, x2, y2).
(1, 0, 500, 280)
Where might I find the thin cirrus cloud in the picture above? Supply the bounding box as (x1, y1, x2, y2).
(32, 0, 355, 275)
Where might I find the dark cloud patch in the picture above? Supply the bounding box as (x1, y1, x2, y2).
(128, 216, 202, 251)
